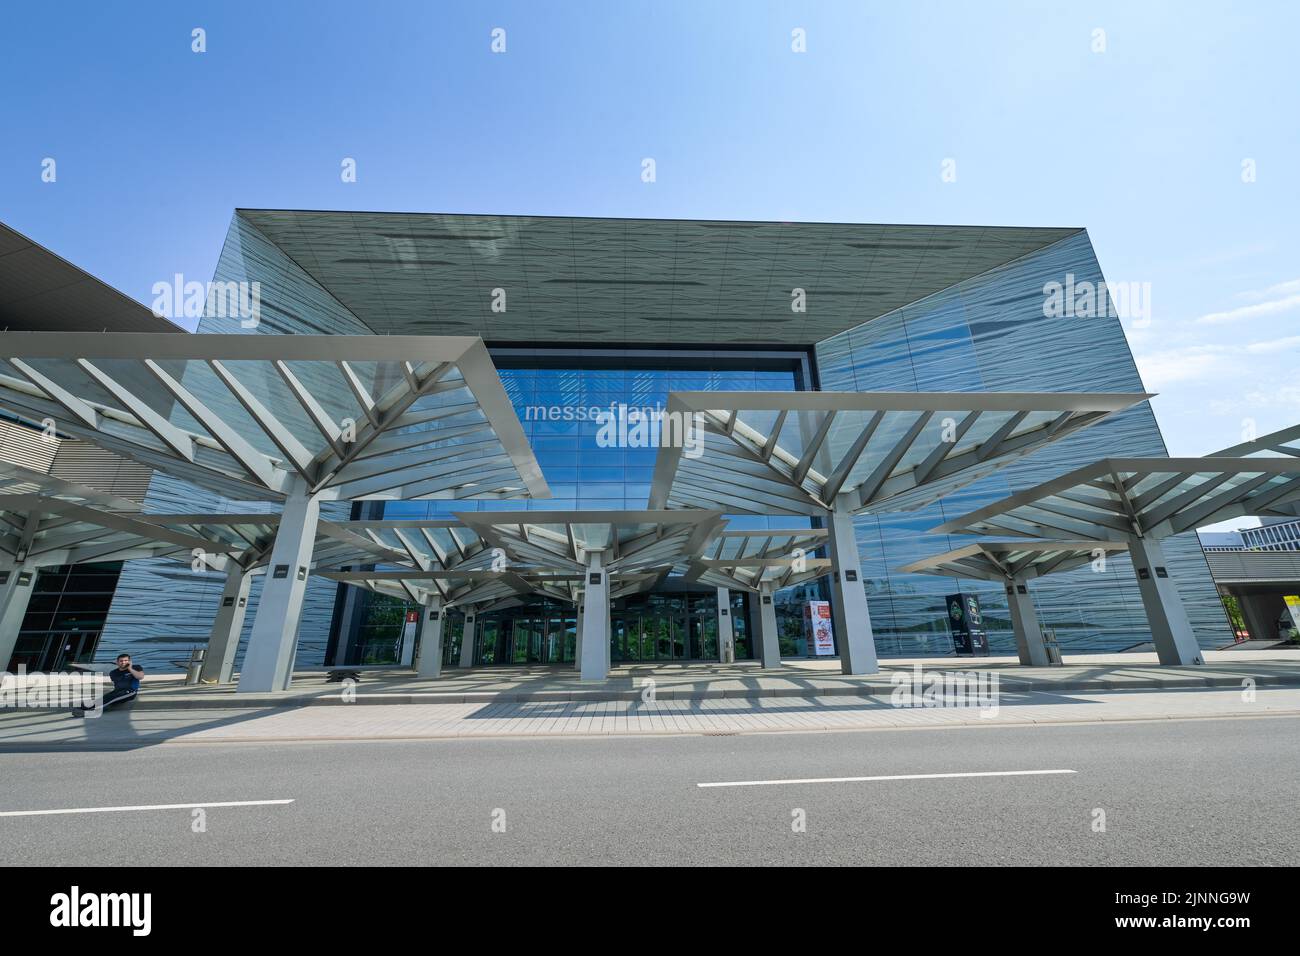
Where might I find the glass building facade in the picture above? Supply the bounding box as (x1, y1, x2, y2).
(333, 362, 811, 665)
(95, 212, 1229, 670)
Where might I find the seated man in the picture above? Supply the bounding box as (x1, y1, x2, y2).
(73, 653, 143, 716)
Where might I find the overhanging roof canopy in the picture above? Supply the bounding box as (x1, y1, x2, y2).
(0, 220, 182, 334)
(930, 457, 1300, 541)
(0, 460, 142, 513)
(684, 527, 831, 592)
(321, 566, 665, 608)
(322, 519, 493, 573)
(454, 509, 726, 574)
(133, 513, 408, 572)
(318, 567, 539, 609)
(0, 495, 246, 569)
(234, 210, 1081, 346)
(1211, 423, 1300, 459)
(0, 333, 548, 503)
(898, 540, 1129, 583)
(1210, 425, 1300, 518)
(648, 391, 1148, 517)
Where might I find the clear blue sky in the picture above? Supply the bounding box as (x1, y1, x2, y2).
(2, 1, 1297, 491)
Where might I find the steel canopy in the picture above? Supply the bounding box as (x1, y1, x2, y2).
(929, 457, 1300, 541)
(0, 332, 549, 503)
(647, 390, 1150, 517)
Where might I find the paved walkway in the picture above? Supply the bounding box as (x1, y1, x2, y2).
(8, 648, 1297, 710)
(1, 682, 1296, 748)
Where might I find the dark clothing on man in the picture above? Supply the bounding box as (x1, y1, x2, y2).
(74, 664, 143, 714)
(108, 665, 142, 693)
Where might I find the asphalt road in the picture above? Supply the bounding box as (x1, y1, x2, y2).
(1, 716, 1296, 865)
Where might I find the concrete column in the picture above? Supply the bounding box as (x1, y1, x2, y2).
(579, 552, 610, 681)
(573, 591, 585, 671)
(1239, 595, 1271, 642)
(827, 498, 879, 674)
(1129, 536, 1204, 665)
(201, 564, 256, 683)
(416, 594, 445, 678)
(0, 561, 37, 670)
(1239, 593, 1283, 643)
(1005, 579, 1050, 666)
(237, 486, 321, 693)
(756, 584, 781, 668)
(716, 587, 734, 663)
(458, 609, 477, 668)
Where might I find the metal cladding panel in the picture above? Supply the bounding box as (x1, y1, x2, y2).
(814, 232, 1229, 655)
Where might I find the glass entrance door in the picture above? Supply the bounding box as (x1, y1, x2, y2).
(50, 632, 97, 671)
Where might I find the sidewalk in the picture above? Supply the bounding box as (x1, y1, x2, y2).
(7, 649, 1297, 711)
(1, 681, 1297, 749)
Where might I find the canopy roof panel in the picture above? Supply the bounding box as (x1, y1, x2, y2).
(0, 460, 142, 513)
(931, 457, 1300, 541)
(1211, 423, 1300, 459)
(1210, 425, 1300, 518)
(649, 391, 1149, 517)
(320, 519, 493, 573)
(0, 495, 246, 568)
(132, 513, 409, 572)
(0, 333, 549, 503)
(684, 527, 831, 592)
(898, 540, 1129, 583)
(454, 508, 726, 574)
(320, 566, 664, 608)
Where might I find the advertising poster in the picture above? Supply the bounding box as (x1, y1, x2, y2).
(946, 592, 990, 656)
(803, 600, 835, 656)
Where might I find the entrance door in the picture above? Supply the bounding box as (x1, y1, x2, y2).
(689, 609, 718, 660)
(48, 632, 97, 671)
(512, 618, 543, 664)
(670, 613, 687, 660)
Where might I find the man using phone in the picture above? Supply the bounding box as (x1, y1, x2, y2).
(73, 653, 144, 716)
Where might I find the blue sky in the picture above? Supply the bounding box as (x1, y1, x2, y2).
(2, 0, 1297, 510)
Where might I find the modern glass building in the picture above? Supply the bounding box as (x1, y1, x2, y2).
(94, 210, 1230, 669)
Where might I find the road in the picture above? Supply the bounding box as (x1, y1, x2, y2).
(1, 715, 1295, 866)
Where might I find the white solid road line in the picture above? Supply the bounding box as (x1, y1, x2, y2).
(0, 799, 294, 818)
(697, 769, 1077, 789)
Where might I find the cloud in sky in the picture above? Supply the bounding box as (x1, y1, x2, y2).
(1196, 290, 1300, 325)
(1133, 334, 1300, 391)
(1238, 278, 1300, 301)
